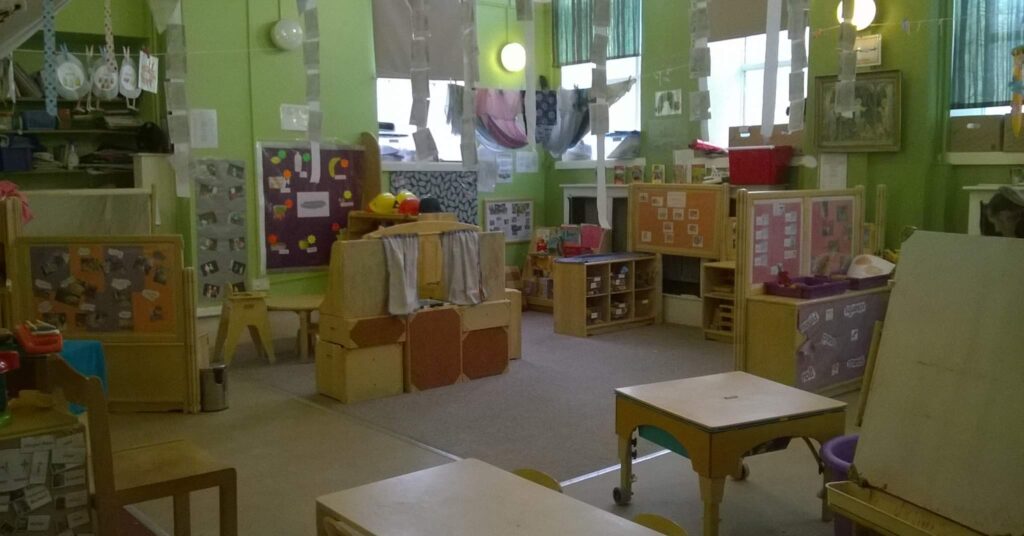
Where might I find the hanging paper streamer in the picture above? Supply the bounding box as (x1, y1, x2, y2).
(1012, 46, 1024, 137)
(460, 0, 479, 165)
(297, 0, 323, 180)
(835, 0, 857, 115)
(592, 0, 610, 229)
(690, 0, 712, 141)
(41, 0, 58, 117)
(103, 0, 117, 72)
(761, 0, 782, 139)
(407, 0, 436, 162)
(521, 0, 537, 157)
(787, 0, 808, 132)
(161, 2, 191, 197)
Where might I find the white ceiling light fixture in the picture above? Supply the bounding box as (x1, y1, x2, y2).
(500, 42, 526, 72)
(836, 0, 877, 31)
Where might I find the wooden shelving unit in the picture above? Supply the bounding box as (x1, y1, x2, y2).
(522, 252, 555, 311)
(553, 253, 659, 337)
(701, 260, 736, 342)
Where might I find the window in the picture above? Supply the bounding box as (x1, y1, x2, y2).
(707, 31, 806, 147)
(950, 0, 1024, 115)
(560, 56, 642, 157)
(376, 79, 463, 162)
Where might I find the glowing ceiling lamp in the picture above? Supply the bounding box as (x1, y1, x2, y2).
(836, 0, 877, 31)
(500, 42, 526, 72)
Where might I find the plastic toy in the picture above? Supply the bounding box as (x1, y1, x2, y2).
(419, 197, 443, 214)
(369, 192, 398, 214)
(398, 198, 421, 215)
(14, 320, 63, 355)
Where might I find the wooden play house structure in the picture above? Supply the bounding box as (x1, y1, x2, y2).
(316, 219, 518, 403)
(0, 198, 200, 413)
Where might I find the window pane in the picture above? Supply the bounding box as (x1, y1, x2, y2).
(377, 78, 462, 162)
(560, 56, 642, 157)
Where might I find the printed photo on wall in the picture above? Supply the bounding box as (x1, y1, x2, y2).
(654, 89, 683, 117)
(202, 284, 222, 299)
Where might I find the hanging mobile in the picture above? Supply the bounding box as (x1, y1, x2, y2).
(55, 44, 88, 105)
(91, 45, 120, 109)
(119, 46, 141, 110)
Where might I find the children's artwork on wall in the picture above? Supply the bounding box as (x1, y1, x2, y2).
(795, 292, 889, 392)
(654, 89, 683, 117)
(816, 70, 902, 152)
(25, 240, 181, 335)
(193, 159, 248, 303)
(750, 198, 803, 284)
(631, 184, 725, 258)
(484, 199, 533, 243)
(257, 142, 363, 272)
(809, 196, 856, 275)
(390, 170, 478, 224)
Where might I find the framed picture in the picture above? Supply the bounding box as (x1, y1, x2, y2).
(816, 70, 901, 152)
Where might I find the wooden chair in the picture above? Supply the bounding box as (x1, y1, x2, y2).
(511, 468, 563, 493)
(44, 355, 238, 535)
(632, 513, 688, 536)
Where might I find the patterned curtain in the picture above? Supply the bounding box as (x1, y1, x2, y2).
(552, 0, 641, 67)
(951, 0, 1024, 109)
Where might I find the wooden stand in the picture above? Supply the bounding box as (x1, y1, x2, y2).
(213, 292, 276, 365)
(701, 261, 735, 342)
(553, 253, 660, 337)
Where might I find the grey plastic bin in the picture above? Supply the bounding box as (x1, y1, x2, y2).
(200, 365, 228, 412)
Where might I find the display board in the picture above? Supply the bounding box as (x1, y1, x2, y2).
(484, 199, 533, 243)
(795, 291, 888, 392)
(258, 142, 364, 272)
(855, 232, 1024, 534)
(193, 159, 248, 301)
(750, 198, 803, 284)
(390, 170, 478, 224)
(629, 184, 725, 258)
(22, 238, 182, 337)
(809, 196, 856, 276)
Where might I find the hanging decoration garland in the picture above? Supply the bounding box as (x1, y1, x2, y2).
(459, 0, 479, 166)
(41, 0, 58, 117)
(787, 0, 808, 132)
(835, 0, 858, 116)
(760, 0, 783, 138)
(103, 0, 117, 71)
(518, 0, 536, 153)
(297, 0, 322, 181)
(592, 0, 610, 229)
(163, 3, 192, 197)
(689, 0, 711, 140)
(408, 0, 437, 162)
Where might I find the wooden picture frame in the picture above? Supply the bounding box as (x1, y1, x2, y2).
(816, 70, 902, 152)
(483, 199, 534, 243)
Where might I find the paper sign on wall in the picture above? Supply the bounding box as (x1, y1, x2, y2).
(188, 109, 218, 149)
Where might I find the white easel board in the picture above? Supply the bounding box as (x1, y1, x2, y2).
(856, 232, 1024, 534)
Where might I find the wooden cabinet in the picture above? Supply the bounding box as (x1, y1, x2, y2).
(701, 260, 735, 342)
(522, 253, 555, 311)
(553, 253, 660, 337)
(743, 287, 890, 396)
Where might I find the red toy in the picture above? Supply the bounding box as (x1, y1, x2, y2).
(14, 321, 63, 355)
(398, 198, 421, 215)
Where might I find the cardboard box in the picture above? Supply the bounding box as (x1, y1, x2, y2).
(729, 125, 803, 153)
(949, 116, 1003, 152)
(1002, 115, 1024, 152)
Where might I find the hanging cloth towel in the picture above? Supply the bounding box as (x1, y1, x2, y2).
(442, 229, 483, 305)
(476, 89, 529, 149)
(534, 90, 558, 145)
(0, 181, 33, 223)
(382, 234, 419, 315)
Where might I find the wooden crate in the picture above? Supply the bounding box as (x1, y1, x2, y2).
(460, 299, 510, 332)
(320, 313, 406, 348)
(405, 307, 463, 392)
(461, 327, 509, 380)
(315, 340, 403, 404)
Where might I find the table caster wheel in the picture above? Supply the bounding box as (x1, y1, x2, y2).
(731, 463, 750, 481)
(613, 486, 632, 505)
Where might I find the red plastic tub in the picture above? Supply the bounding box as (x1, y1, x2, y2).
(728, 145, 795, 185)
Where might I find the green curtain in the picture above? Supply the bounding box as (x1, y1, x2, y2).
(951, 0, 1024, 109)
(552, 0, 641, 67)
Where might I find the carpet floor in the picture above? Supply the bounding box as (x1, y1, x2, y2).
(233, 312, 733, 481)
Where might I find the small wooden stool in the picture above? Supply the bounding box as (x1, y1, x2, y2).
(266, 294, 324, 363)
(213, 291, 276, 364)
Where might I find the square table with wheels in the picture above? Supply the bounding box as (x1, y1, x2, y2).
(614, 371, 846, 536)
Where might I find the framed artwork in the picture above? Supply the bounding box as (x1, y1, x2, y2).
(816, 70, 902, 152)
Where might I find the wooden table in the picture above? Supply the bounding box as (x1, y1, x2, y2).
(614, 371, 847, 536)
(266, 294, 323, 362)
(316, 459, 660, 536)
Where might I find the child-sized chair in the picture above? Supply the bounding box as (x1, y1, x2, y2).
(44, 355, 238, 535)
(633, 513, 688, 535)
(512, 468, 563, 493)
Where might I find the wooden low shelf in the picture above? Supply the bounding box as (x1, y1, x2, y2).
(522, 252, 555, 311)
(702, 260, 736, 342)
(553, 253, 660, 337)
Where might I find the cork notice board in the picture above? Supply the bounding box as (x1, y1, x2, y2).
(21, 237, 183, 338)
(630, 184, 725, 258)
(749, 198, 803, 285)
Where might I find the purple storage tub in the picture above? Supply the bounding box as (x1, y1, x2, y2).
(822, 434, 859, 536)
(848, 275, 890, 290)
(765, 276, 849, 299)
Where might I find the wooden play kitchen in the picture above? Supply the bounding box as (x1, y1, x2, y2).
(316, 459, 660, 536)
(613, 372, 847, 536)
(553, 252, 660, 337)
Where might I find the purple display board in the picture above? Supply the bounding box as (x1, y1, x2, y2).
(258, 143, 363, 271)
(795, 291, 889, 392)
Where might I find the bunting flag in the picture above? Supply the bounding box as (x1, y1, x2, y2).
(298, 0, 323, 180)
(41, 0, 57, 117)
